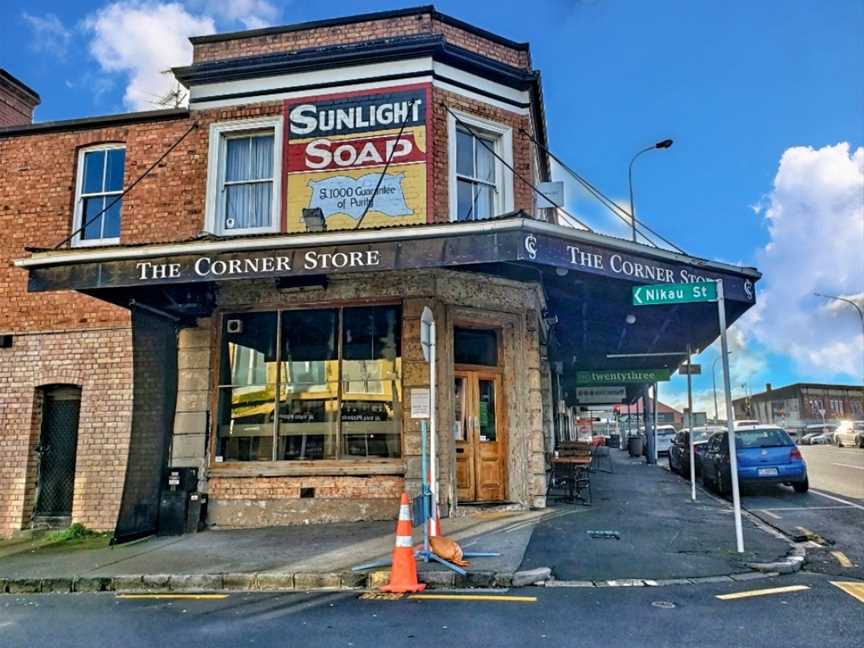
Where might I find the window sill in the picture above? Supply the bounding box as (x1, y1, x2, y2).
(208, 458, 405, 478)
(71, 236, 121, 248)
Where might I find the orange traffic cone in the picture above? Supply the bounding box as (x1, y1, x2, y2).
(380, 493, 426, 593)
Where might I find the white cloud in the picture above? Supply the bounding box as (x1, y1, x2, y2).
(83, 2, 215, 111)
(187, 0, 281, 29)
(743, 142, 864, 380)
(21, 12, 72, 59)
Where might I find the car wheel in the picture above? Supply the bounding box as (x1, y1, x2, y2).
(858, 437, 864, 449)
(793, 477, 809, 493)
(835, 436, 842, 447)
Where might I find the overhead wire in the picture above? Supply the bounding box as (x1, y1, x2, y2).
(520, 127, 687, 254)
(446, 106, 594, 232)
(54, 121, 199, 249)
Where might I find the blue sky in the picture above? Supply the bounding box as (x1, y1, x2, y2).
(4, 0, 864, 412)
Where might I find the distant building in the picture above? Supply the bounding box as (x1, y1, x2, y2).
(733, 383, 864, 431)
(613, 399, 684, 428)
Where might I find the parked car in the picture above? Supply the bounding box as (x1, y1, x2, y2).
(669, 426, 723, 476)
(834, 421, 864, 448)
(798, 424, 836, 445)
(655, 425, 677, 456)
(700, 425, 808, 494)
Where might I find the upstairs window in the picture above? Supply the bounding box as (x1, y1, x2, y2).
(73, 144, 125, 246)
(206, 117, 282, 235)
(448, 110, 513, 222)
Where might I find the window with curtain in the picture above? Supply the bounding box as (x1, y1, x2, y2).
(455, 127, 499, 221)
(207, 117, 282, 235)
(73, 144, 125, 245)
(221, 133, 274, 232)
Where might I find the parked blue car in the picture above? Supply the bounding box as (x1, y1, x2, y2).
(701, 425, 808, 495)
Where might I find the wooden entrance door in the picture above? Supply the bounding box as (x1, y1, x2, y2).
(454, 371, 505, 502)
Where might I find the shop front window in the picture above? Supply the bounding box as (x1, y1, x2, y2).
(216, 305, 402, 463)
(216, 312, 279, 462)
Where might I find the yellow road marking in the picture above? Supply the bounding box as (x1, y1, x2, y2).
(116, 594, 229, 600)
(831, 581, 864, 604)
(831, 551, 854, 568)
(716, 585, 810, 600)
(408, 594, 536, 603)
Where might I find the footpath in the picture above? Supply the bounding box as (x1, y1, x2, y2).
(0, 450, 796, 594)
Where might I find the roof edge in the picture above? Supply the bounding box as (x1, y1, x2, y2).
(188, 5, 529, 51)
(0, 108, 190, 138)
(0, 69, 41, 104)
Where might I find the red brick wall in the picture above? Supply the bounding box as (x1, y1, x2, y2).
(0, 78, 38, 128)
(0, 327, 133, 537)
(192, 12, 530, 70)
(431, 87, 537, 223)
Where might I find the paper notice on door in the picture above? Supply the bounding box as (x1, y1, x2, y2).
(411, 388, 431, 419)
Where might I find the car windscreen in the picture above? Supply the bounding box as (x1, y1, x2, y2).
(657, 430, 675, 436)
(691, 430, 711, 442)
(735, 428, 793, 448)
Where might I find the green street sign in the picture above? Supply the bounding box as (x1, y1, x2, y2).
(576, 369, 672, 385)
(632, 281, 717, 306)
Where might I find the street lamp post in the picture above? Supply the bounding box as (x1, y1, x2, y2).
(628, 139, 674, 243)
(815, 292, 864, 385)
(712, 352, 733, 422)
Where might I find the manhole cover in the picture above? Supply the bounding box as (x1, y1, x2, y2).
(651, 601, 677, 609)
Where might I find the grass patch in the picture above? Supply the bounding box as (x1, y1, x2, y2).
(42, 523, 110, 547)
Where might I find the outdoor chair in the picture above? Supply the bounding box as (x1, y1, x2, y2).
(590, 445, 614, 473)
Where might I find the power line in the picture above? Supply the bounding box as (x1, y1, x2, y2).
(520, 127, 686, 253)
(446, 106, 594, 232)
(55, 121, 199, 249)
(353, 99, 417, 231)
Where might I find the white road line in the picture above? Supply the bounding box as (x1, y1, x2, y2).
(758, 505, 852, 512)
(832, 463, 864, 471)
(810, 489, 864, 511)
(759, 509, 782, 519)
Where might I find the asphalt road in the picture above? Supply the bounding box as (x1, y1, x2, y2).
(1, 573, 861, 647)
(799, 444, 864, 499)
(664, 443, 864, 579)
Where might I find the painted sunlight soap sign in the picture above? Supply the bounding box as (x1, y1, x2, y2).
(284, 85, 431, 232)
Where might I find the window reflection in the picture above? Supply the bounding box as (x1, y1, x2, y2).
(216, 305, 403, 463)
(217, 312, 279, 462)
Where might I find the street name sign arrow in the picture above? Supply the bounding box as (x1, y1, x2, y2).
(632, 282, 717, 306)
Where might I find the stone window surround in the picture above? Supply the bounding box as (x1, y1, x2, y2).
(447, 108, 514, 222)
(204, 116, 284, 237)
(71, 142, 126, 248)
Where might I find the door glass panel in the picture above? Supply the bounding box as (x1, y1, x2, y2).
(454, 377, 468, 441)
(217, 312, 279, 462)
(478, 379, 496, 442)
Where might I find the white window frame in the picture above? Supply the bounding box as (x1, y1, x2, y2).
(205, 117, 283, 236)
(72, 143, 126, 247)
(447, 110, 513, 222)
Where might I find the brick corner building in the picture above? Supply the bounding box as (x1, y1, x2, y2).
(1, 7, 760, 540)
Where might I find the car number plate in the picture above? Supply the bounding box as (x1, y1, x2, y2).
(758, 467, 778, 477)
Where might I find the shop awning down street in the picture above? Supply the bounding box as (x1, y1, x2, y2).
(16, 213, 760, 404)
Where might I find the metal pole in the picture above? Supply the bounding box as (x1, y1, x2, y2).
(712, 357, 719, 423)
(717, 279, 744, 553)
(652, 382, 659, 464)
(687, 345, 696, 502)
(420, 419, 429, 557)
(815, 293, 864, 386)
(429, 318, 438, 519)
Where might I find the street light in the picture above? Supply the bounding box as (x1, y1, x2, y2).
(815, 292, 864, 385)
(628, 139, 674, 243)
(712, 351, 733, 422)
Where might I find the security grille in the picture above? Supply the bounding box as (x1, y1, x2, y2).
(34, 387, 81, 518)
